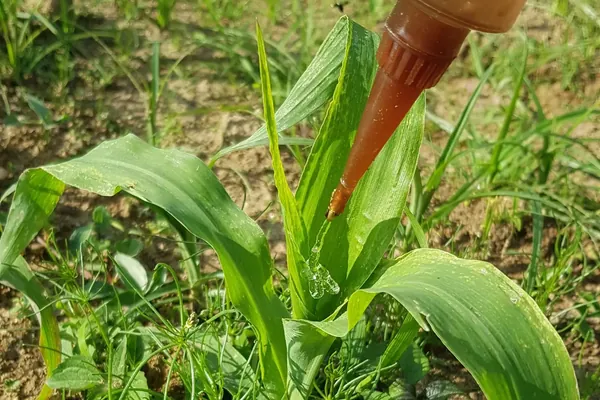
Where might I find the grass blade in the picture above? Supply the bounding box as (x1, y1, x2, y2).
(404, 207, 427, 249)
(419, 66, 493, 220)
(489, 42, 528, 181)
(148, 41, 160, 145)
(524, 201, 543, 293)
(377, 314, 420, 370)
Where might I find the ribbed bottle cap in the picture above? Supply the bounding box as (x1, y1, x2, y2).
(377, 31, 454, 89)
(377, 0, 470, 89)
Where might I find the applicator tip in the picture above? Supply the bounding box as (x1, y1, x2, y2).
(326, 209, 337, 221)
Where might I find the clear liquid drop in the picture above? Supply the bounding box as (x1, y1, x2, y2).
(303, 221, 340, 299)
(309, 278, 325, 299)
(319, 264, 340, 295)
(300, 262, 313, 280)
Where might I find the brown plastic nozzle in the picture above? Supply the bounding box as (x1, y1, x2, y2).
(326, 0, 525, 221)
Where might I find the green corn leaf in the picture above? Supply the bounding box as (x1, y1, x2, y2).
(339, 317, 368, 366)
(256, 15, 416, 324)
(284, 319, 337, 398)
(0, 134, 289, 397)
(256, 22, 311, 321)
(0, 169, 64, 400)
(292, 16, 424, 320)
(278, 19, 424, 392)
(285, 249, 579, 400)
(0, 169, 64, 271)
(339, 95, 424, 296)
(295, 20, 380, 244)
(301, 93, 425, 319)
(210, 16, 351, 164)
(1, 257, 61, 400)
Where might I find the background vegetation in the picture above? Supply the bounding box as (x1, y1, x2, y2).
(0, 0, 599, 399)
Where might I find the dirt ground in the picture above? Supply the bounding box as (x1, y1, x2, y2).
(0, 287, 47, 400)
(1, 1, 599, 399)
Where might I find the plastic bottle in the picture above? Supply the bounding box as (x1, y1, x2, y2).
(326, 0, 527, 220)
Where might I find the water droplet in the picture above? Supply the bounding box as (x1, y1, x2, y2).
(510, 296, 519, 304)
(479, 268, 488, 275)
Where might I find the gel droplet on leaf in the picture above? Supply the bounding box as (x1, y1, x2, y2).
(309, 278, 325, 299)
(301, 261, 314, 280)
(303, 221, 341, 299)
(315, 263, 340, 295)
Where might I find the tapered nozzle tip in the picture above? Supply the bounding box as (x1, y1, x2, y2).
(326, 184, 351, 221)
(326, 209, 338, 221)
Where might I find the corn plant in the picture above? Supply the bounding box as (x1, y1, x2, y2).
(0, 17, 580, 399)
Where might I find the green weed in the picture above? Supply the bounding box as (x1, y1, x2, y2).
(157, 0, 176, 30)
